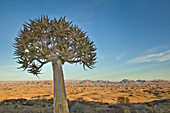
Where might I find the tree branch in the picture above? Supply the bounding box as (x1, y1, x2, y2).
(66, 59, 81, 63)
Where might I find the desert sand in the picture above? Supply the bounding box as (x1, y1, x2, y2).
(0, 79, 169, 104)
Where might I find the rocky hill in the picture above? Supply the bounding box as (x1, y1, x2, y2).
(77, 80, 114, 84)
(119, 79, 136, 84)
(65, 79, 169, 84)
(119, 79, 169, 84)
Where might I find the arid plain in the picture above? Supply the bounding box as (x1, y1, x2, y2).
(0, 79, 169, 104)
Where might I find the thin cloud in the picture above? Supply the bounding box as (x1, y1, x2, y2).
(98, 55, 105, 60)
(128, 50, 170, 63)
(144, 46, 169, 54)
(116, 54, 125, 60)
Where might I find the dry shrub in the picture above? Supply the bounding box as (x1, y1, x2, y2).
(117, 97, 130, 104)
(70, 102, 95, 113)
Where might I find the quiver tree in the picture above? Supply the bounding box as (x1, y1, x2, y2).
(13, 15, 97, 113)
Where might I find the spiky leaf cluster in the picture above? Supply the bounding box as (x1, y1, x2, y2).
(13, 15, 97, 76)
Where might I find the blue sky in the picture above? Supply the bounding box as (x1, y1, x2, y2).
(0, 0, 170, 81)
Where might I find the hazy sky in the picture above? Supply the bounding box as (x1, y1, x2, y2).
(0, 0, 170, 81)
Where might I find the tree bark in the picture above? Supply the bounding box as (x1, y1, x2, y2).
(52, 61, 69, 113)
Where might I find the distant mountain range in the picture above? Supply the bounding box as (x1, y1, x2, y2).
(119, 79, 170, 84)
(77, 80, 114, 84)
(65, 79, 170, 84)
(1, 79, 169, 85)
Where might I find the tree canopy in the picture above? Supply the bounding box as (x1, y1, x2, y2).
(13, 15, 97, 77)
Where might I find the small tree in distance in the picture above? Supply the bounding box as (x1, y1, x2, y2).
(13, 15, 97, 113)
(117, 97, 130, 104)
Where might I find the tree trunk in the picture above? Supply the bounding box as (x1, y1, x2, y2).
(52, 61, 69, 113)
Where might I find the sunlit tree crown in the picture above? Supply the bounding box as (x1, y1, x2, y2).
(13, 15, 97, 76)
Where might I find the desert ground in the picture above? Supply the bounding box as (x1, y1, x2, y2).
(0, 79, 169, 113)
(0, 79, 169, 103)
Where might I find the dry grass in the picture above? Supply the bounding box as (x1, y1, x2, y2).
(0, 98, 169, 113)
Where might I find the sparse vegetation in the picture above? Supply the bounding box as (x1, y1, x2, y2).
(0, 80, 169, 112)
(0, 98, 169, 113)
(117, 97, 130, 104)
(70, 102, 95, 113)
